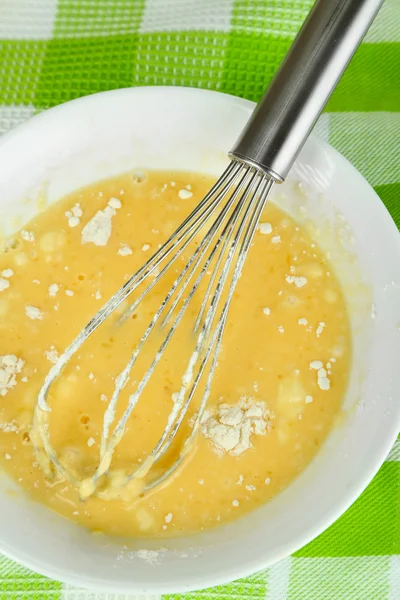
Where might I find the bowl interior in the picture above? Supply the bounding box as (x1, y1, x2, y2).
(0, 87, 399, 594)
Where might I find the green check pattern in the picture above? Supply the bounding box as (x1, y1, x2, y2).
(0, 1, 399, 598)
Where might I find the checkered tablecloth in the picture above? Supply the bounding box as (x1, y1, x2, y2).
(0, 1, 399, 598)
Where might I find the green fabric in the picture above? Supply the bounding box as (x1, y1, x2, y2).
(0, 0, 399, 598)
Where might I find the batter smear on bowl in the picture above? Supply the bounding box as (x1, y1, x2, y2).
(0, 170, 350, 538)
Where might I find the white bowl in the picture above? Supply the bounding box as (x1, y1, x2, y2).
(0, 87, 399, 594)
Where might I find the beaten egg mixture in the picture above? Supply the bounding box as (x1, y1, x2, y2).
(0, 171, 350, 538)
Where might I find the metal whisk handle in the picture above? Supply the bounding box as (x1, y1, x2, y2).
(230, 0, 383, 182)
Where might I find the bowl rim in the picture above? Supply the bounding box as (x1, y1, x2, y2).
(0, 85, 399, 594)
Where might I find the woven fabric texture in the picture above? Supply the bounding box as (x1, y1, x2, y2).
(0, 0, 399, 598)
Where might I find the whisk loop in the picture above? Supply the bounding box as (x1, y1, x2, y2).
(33, 159, 274, 498)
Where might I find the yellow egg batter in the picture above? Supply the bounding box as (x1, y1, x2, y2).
(0, 170, 351, 538)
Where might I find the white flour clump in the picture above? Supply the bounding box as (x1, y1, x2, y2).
(65, 203, 83, 228)
(178, 189, 193, 200)
(48, 283, 59, 297)
(20, 230, 35, 242)
(201, 396, 273, 456)
(310, 360, 331, 390)
(135, 549, 164, 565)
(0, 268, 13, 290)
(0, 419, 19, 432)
(81, 197, 122, 246)
(285, 274, 308, 288)
(25, 305, 43, 320)
(0, 355, 24, 397)
(118, 243, 133, 256)
(258, 222, 272, 235)
(44, 346, 59, 364)
(0, 278, 10, 292)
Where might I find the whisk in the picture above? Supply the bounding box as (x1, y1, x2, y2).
(32, 0, 383, 499)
